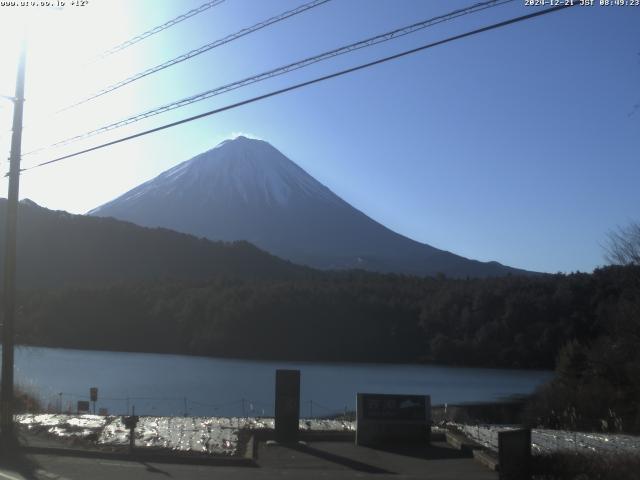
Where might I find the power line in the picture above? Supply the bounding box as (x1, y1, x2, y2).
(20, 3, 577, 174)
(92, 0, 226, 61)
(23, 0, 514, 157)
(59, 0, 332, 113)
(1, 0, 229, 143)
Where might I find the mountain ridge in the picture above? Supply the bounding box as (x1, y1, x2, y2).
(0, 198, 309, 289)
(90, 136, 534, 278)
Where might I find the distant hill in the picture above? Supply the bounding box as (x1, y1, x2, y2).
(0, 198, 308, 289)
(90, 136, 534, 278)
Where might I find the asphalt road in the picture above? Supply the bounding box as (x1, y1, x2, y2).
(0, 440, 497, 480)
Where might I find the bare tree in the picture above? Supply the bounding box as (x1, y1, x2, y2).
(605, 221, 640, 266)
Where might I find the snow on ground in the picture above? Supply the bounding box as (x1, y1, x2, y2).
(16, 414, 355, 456)
(18, 414, 106, 439)
(18, 415, 638, 456)
(451, 423, 640, 455)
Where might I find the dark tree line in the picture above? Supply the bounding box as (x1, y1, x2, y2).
(9, 263, 640, 431)
(525, 263, 640, 432)
(12, 266, 638, 370)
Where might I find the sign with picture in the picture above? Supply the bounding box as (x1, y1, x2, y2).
(356, 393, 431, 446)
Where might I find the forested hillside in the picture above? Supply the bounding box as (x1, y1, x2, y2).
(4, 198, 639, 431)
(0, 199, 310, 288)
(15, 266, 638, 370)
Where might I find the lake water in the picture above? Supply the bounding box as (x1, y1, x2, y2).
(12, 346, 553, 417)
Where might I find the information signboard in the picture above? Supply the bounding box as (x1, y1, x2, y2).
(362, 394, 427, 421)
(356, 393, 431, 446)
(77, 400, 90, 413)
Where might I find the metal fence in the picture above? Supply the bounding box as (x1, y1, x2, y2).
(36, 392, 352, 419)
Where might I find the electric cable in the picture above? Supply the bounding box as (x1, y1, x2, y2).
(20, 3, 576, 174)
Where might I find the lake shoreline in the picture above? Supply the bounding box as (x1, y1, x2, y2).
(13, 345, 554, 418)
(13, 342, 555, 374)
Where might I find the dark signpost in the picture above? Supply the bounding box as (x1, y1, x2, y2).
(90, 387, 98, 414)
(498, 428, 531, 480)
(356, 393, 431, 446)
(274, 369, 300, 442)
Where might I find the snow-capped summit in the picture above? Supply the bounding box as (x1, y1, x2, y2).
(110, 136, 339, 210)
(89, 137, 528, 277)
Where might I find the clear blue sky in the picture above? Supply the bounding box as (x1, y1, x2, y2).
(0, 0, 638, 274)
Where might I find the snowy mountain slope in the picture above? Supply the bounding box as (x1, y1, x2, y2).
(89, 136, 531, 277)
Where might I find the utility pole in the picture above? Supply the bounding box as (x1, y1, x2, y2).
(1, 37, 27, 446)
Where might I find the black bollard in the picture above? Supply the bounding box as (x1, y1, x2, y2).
(275, 369, 300, 443)
(498, 428, 531, 480)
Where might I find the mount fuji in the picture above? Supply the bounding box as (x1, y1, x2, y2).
(89, 136, 529, 277)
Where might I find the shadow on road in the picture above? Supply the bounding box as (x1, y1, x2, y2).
(371, 442, 473, 461)
(284, 442, 394, 474)
(139, 461, 173, 477)
(0, 448, 42, 480)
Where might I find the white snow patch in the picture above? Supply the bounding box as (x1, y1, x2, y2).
(16, 414, 355, 456)
(450, 422, 640, 455)
(88, 136, 344, 218)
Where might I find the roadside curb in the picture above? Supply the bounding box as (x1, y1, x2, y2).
(445, 431, 482, 452)
(473, 448, 499, 471)
(17, 429, 357, 466)
(19, 445, 257, 467)
(444, 429, 501, 472)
